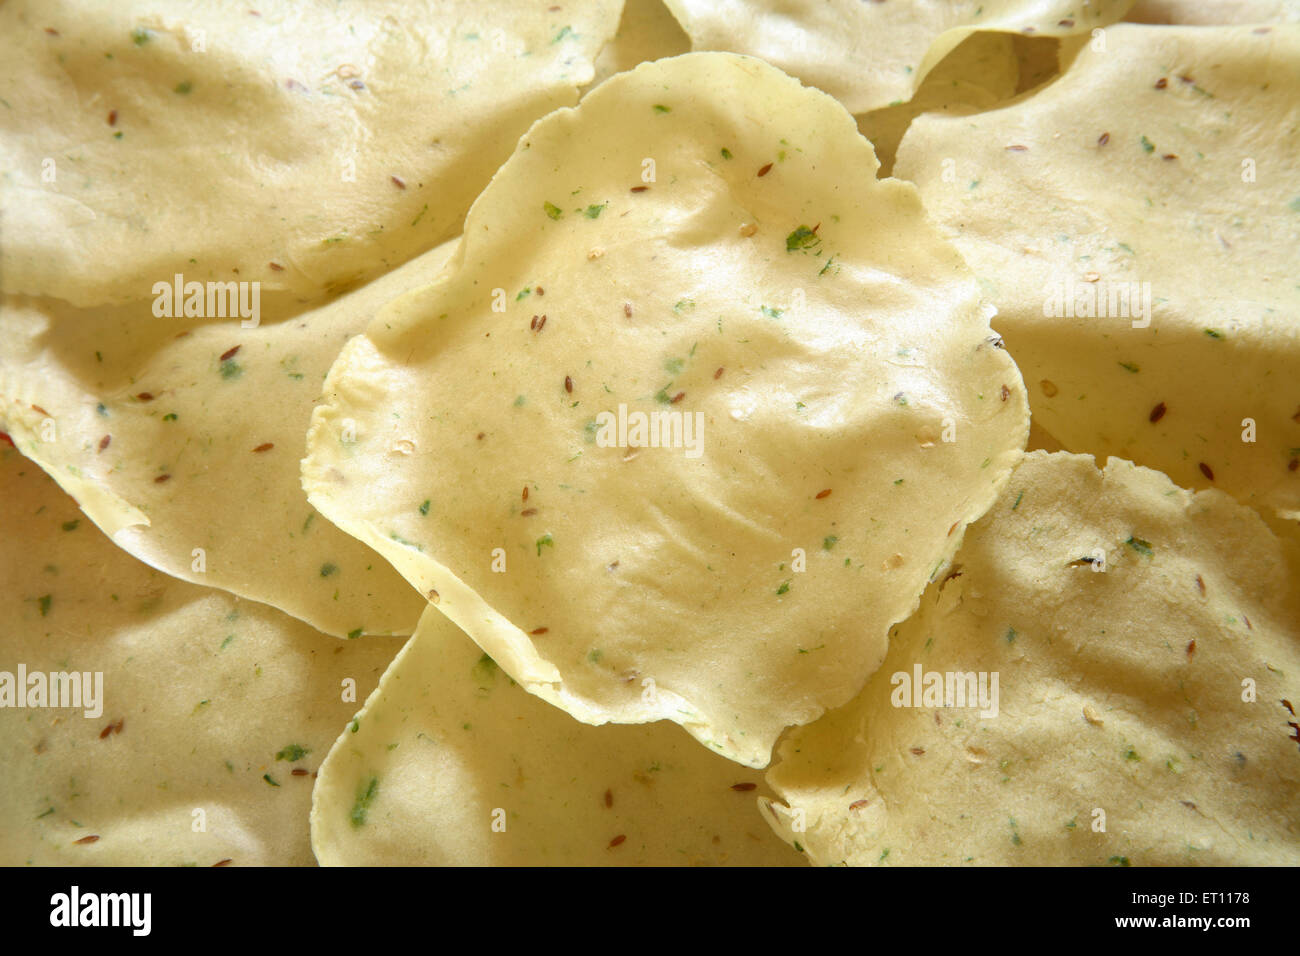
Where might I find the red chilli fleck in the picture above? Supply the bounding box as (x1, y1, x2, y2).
(850, 799, 870, 810)
(32, 404, 50, 415)
(98, 435, 111, 452)
(1187, 640, 1197, 659)
(1289, 458, 1299, 472)
(608, 835, 626, 849)
(1162, 154, 1178, 162)
(1098, 132, 1110, 146)
(268, 261, 284, 272)
(45, 27, 60, 36)
(520, 508, 537, 516)
(253, 442, 274, 453)
(1155, 77, 1168, 90)
(154, 474, 171, 483)
(670, 391, 685, 404)
(536, 287, 544, 296)
(212, 858, 233, 867)
(714, 367, 724, 380)
(757, 163, 773, 177)
(1149, 402, 1167, 423)
(136, 393, 154, 402)
(630, 185, 648, 193)
(1000, 385, 1010, 402)
(529, 627, 549, 635)
(604, 789, 613, 808)
(910, 747, 926, 756)
(0, 433, 12, 447)
(391, 175, 406, 189)
(1198, 462, 1214, 481)
(522, 486, 529, 502)
(1195, 574, 1205, 595)
(1058, 18, 1075, 27)
(107, 109, 118, 126)
(291, 768, 310, 776)
(623, 303, 633, 318)
(535, 315, 547, 332)
(815, 488, 832, 500)
(220, 345, 241, 362)
(1005, 144, 1028, 152)
(730, 782, 757, 792)
(1283, 699, 1296, 717)
(74, 836, 99, 845)
(564, 375, 573, 393)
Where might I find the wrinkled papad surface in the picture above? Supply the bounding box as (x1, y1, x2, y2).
(0, 447, 400, 865)
(1128, 0, 1300, 23)
(312, 606, 801, 865)
(661, 0, 1132, 114)
(896, 24, 1300, 521)
(856, 31, 1022, 178)
(764, 451, 1300, 865)
(0, 240, 459, 638)
(304, 52, 1029, 767)
(589, 0, 691, 91)
(0, 0, 620, 306)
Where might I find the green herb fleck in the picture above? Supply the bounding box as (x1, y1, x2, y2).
(1005, 627, 1017, 644)
(419, 499, 431, 516)
(276, 744, 309, 762)
(61, 520, 79, 532)
(347, 628, 363, 640)
(1126, 536, 1153, 557)
(162, 412, 177, 421)
(664, 357, 684, 374)
(1109, 856, 1131, 867)
(516, 288, 531, 300)
(320, 563, 338, 577)
(350, 776, 379, 827)
(131, 27, 152, 45)
(1203, 328, 1223, 340)
(220, 360, 243, 380)
(720, 147, 732, 160)
(536, 533, 554, 556)
(1118, 362, 1140, 373)
(785, 225, 820, 253)
(174, 81, 192, 94)
(823, 535, 838, 550)
(37, 594, 51, 617)
(263, 774, 280, 787)
(584, 203, 606, 219)
(544, 201, 563, 220)
(1140, 135, 1155, 154)
(776, 581, 790, 596)
(652, 104, 671, 113)
(760, 305, 783, 319)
